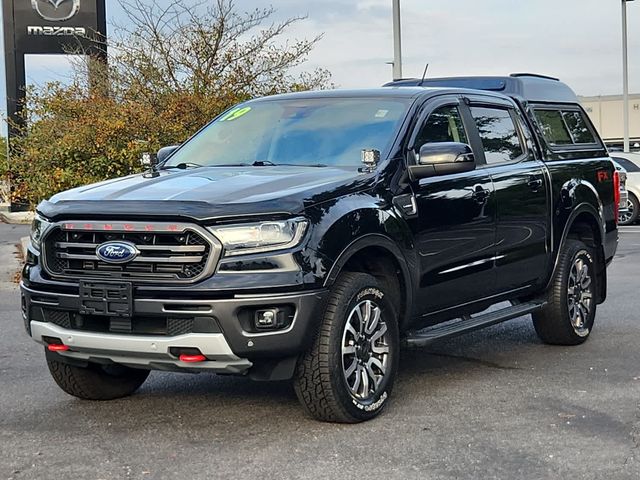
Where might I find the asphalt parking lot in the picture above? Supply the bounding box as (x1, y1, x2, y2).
(1, 224, 640, 480)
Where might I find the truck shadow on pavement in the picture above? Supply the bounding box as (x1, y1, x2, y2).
(40, 317, 547, 426)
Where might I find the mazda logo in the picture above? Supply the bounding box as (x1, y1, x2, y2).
(31, 0, 81, 22)
(96, 242, 139, 264)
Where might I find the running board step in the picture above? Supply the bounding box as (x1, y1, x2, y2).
(404, 301, 546, 347)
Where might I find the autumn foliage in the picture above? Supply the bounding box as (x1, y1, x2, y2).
(9, 0, 332, 205)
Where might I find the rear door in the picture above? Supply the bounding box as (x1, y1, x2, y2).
(466, 96, 550, 293)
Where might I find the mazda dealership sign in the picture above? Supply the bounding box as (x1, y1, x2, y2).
(2, 0, 106, 135)
(6, 0, 105, 53)
(28, 0, 85, 35)
(3, 0, 106, 209)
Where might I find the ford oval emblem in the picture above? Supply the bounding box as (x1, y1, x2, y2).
(96, 241, 139, 264)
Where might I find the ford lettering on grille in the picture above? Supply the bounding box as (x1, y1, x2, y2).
(96, 242, 138, 264)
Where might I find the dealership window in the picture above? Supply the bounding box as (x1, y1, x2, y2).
(534, 109, 597, 146)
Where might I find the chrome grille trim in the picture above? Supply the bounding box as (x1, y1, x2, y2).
(41, 221, 222, 284)
(55, 252, 205, 263)
(54, 242, 206, 253)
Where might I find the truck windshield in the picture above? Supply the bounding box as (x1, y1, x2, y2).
(163, 97, 411, 168)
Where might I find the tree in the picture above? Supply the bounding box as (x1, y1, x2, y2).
(10, 0, 332, 205)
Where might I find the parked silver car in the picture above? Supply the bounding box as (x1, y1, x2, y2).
(611, 153, 640, 225)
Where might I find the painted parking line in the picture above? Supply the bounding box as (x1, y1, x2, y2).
(619, 226, 640, 233)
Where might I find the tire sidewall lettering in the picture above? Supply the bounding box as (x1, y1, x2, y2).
(353, 391, 388, 411)
(356, 287, 384, 301)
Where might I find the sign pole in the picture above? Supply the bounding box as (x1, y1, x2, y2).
(622, 0, 632, 153)
(392, 0, 403, 81)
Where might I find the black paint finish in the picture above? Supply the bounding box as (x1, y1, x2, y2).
(25, 85, 618, 363)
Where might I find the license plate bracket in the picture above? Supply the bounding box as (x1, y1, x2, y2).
(79, 281, 133, 318)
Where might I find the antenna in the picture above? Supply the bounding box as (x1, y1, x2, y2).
(418, 64, 429, 86)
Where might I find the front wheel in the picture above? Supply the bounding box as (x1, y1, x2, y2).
(46, 352, 150, 400)
(294, 272, 399, 423)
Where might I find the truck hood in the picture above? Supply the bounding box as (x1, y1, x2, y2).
(38, 166, 370, 222)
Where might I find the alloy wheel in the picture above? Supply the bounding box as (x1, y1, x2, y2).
(567, 256, 593, 337)
(341, 300, 390, 401)
(619, 199, 636, 224)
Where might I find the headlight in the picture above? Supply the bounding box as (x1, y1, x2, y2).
(30, 213, 53, 251)
(208, 218, 308, 257)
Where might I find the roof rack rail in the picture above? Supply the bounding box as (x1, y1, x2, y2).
(383, 74, 578, 104)
(510, 73, 560, 81)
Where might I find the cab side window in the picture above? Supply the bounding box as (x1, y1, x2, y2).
(470, 106, 524, 164)
(414, 105, 468, 154)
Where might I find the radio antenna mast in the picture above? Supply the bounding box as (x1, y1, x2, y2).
(419, 64, 430, 86)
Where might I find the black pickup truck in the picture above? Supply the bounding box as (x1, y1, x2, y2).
(22, 73, 619, 423)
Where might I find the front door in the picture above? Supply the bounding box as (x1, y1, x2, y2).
(408, 99, 497, 315)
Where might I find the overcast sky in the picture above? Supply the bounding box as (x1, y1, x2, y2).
(0, 0, 638, 121)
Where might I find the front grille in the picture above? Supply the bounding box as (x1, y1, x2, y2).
(42, 221, 220, 283)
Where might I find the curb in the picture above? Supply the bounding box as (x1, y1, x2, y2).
(0, 211, 34, 225)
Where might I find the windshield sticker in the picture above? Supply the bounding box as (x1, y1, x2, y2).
(374, 109, 389, 118)
(220, 106, 252, 122)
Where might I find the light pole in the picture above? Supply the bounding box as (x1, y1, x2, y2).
(622, 0, 634, 153)
(392, 0, 403, 80)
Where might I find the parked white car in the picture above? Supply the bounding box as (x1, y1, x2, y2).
(611, 153, 640, 225)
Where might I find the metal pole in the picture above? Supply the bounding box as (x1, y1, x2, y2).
(392, 0, 402, 80)
(622, 0, 630, 153)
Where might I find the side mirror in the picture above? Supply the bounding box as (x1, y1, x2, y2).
(157, 145, 180, 163)
(408, 142, 476, 180)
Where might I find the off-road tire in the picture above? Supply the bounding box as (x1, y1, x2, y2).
(294, 272, 400, 423)
(533, 239, 597, 345)
(46, 352, 150, 400)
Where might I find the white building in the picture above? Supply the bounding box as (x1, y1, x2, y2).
(579, 94, 640, 149)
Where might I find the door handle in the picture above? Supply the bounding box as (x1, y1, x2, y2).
(528, 177, 543, 192)
(472, 184, 490, 204)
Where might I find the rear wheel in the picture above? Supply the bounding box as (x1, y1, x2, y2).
(46, 353, 150, 400)
(533, 239, 597, 345)
(294, 272, 399, 423)
(619, 194, 639, 226)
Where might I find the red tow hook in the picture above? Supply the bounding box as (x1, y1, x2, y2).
(47, 344, 70, 352)
(179, 354, 207, 363)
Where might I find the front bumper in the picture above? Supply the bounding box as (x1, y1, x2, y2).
(32, 321, 252, 373)
(22, 282, 329, 374)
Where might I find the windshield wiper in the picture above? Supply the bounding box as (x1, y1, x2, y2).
(275, 163, 328, 168)
(162, 162, 203, 170)
(165, 161, 328, 169)
(252, 160, 327, 167)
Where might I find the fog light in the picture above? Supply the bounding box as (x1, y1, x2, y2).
(255, 309, 281, 330)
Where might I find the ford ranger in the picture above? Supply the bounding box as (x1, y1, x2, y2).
(22, 73, 619, 422)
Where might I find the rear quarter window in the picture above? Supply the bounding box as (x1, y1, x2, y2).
(562, 111, 597, 144)
(534, 108, 597, 148)
(534, 110, 572, 146)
